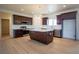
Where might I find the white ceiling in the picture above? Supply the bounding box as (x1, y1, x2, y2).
(0, 4, 79, 16)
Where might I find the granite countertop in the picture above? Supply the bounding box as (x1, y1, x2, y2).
(30, 28, 54, 32)
(13, 28, 54, 32)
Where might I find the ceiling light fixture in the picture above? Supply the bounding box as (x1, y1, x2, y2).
(63, 5, 66, 8)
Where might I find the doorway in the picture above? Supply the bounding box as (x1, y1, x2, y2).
(62, 19, 76, 40)
(1, 19, 10, 37)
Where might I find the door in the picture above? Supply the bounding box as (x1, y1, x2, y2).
(1, 19, 9, 37)
(62, 19, 75, 39)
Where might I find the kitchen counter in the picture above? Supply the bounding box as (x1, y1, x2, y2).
(30, 28, 54, 32)
(13, 29, 29, 38)
(13, 27, 54, 32)
(29, 28, 54, 44)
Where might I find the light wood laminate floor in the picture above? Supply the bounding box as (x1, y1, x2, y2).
(0, 36, 79, 54)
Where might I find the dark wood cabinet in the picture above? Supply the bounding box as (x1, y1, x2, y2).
(13, 15, 32, 25)
(13, 29, 29, 38)
(57, 11, 77, 25)
(57, 15, 62, 24)
(42, 17, 48, 25)
(29, 31, 53, 44)
(13, 29, 23, 38)
(61, 11, 77, 20)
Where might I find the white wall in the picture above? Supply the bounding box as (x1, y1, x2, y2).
(47, 14, 57, 25)
(9, 14, 14, 38)
(33, 15, 42, 26)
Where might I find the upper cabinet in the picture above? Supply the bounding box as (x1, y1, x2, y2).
(42, 17, 48, 25)
(57, 11, 77, 25)
(61, 11, 77, 20)
(57, 15, 62, 24)
(13, 15, 32, 25)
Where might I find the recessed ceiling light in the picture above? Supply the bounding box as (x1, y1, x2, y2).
(63, 5, 66, 8)
(21, 9, 24, 11)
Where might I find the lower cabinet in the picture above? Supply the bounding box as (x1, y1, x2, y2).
(13, 29, 29, 38)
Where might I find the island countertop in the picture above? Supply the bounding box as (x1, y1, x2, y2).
(13, 28, 54, 32)
(29, 28, 54, 32)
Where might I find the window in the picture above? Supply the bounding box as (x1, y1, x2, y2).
(47, 19, 57, 26)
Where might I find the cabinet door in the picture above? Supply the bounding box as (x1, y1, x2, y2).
(14, 30, 23, 38)
(13, 15, 22, 24)
(57, 15, 62, 24)
(42, 17, 48, 25)
(13, 15, 32, 25)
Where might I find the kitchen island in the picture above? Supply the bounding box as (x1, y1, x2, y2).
(29, 28, 54, 44)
